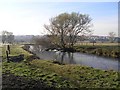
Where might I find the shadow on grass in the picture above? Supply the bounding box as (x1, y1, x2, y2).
(8, 54, 24, 62)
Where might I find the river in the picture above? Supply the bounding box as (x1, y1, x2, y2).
(29, 45, 119, 71)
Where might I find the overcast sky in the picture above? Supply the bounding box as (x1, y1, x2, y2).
(0, 0, 118, 36)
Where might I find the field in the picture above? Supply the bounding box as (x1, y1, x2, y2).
(1, 44, 120, 89)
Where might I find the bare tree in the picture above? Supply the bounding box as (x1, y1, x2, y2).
(109, 32, 116, 43)
(44, 12, 93, 50)
(1, 31, 7, 44)
(1, 30, 14, 44)
(7, 32, 14, 44)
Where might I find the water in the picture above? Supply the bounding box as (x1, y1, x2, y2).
(29, 45, 119, 71)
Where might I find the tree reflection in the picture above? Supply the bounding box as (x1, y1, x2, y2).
(60, 52, 75, 64)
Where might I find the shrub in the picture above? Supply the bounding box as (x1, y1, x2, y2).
(95, 48, 102, 56)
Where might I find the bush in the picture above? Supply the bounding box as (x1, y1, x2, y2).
(95, 48, 102, 56)
(74, 45, 120, 58)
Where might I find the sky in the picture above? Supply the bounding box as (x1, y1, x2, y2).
(0, 0, 119, 36)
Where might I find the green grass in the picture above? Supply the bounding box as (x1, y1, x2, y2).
(2, 45, 31, 56)
(30, 60, 119, 88)
(2, 45, 33, 61)
(2, 45, 120, 88)
(3, 61, 75, 88)
(74, 45, 120, 58)
(2, 45, 75, 88)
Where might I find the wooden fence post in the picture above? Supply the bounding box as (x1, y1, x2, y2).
(6, 50, 9, 62)
(7, 45, 10, 54)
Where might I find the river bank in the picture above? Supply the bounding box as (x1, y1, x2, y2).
(30, 44, 120, 58)
(2, 45, 120, 89)
(74, 45, 120, 58)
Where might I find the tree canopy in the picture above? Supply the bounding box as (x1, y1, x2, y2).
(44, 12, 93, 50)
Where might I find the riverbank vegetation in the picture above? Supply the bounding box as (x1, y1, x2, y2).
(74, 45, 120, 58)
(33, 42, 120, 58)
(2, 45, 120, 89)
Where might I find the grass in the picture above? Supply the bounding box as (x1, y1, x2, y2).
(2, 45, 32, 56)
(2, 45, 75, 88)
(74, 45, 120, 58)
(75, 42, 119, 46)
(2, 44, 120, 88)
(3, 61, 75, 88)
(2, 45, 33, 61)
(30, 60, 119, 88)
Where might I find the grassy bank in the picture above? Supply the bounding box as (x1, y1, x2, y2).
(74, 45, 120, 58)
(75, 42, 119, 46)
(2, 45, 120, 89)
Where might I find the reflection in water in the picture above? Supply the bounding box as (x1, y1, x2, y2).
(60, 52, 65, 64)
(29, 45, 119, 71)
(67, 52, 74, 64)
(57, 52, 75, 64)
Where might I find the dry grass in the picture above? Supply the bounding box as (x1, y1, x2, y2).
(75, 42, 119, 46)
